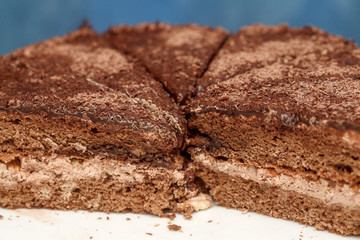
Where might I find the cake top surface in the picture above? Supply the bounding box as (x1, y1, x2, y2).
(105, 22, 230, 102)
(198, 24, 360, 92)
(192, 24, 360, 131)
(0, 27, 186, 152)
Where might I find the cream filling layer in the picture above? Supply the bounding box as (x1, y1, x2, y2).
(193, 150, 360, 208)
(0, 154, 212, 212)
(0, 154, 185, 186)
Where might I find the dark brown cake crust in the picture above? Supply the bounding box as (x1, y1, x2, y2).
(104, 23, 229, 102)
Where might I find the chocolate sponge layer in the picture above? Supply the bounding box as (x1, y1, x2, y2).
(192, 151, 360, 235)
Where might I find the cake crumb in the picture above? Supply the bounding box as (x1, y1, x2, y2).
(97, 217, 102, 220)
(126, 218, 131, 221)
(106, 216, 110, 220)
(146, 233, 153, 236)
(208, 220, 213, 223)
(90, 237, 93, 239)
(137, 216, 140, 219)
(167, 224, 181, 231)
(168, 213, 176, 220)
(154, 224, 160, 227)
(0, 215, 3, 220)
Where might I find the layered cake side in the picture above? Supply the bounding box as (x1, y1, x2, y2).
(188, 25, 360, 235)
(104, 23, 229, 102)
(0, 27, 210, 218)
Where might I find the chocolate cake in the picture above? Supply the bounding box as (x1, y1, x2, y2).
(1, 23, 360, 236)
(189, 25, 360, 235)
(104, 23, 229, 102)
(0, 27, 210, 218)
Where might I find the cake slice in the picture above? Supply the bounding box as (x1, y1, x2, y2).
(0, 27, 210, 218)
(188, 25, 360, 235)
(104, 23, 229, 102)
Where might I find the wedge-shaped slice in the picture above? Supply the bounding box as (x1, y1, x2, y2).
(105, 23, 229, 102)
(0, 27, 210, 218)
(189, 25, 360, 235)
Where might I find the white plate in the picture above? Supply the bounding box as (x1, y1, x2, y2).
(0, 203, 356, 240)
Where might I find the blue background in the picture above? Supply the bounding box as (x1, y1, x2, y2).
(1, 0, 359, 55)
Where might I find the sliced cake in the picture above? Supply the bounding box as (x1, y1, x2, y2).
(188, 25, 360, 235)
(0, 27, 210, 218)
(1, 22, 359, 236)
(104, 23, 229, 102)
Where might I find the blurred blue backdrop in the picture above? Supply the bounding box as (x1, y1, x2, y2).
(1, 0, 359, 55)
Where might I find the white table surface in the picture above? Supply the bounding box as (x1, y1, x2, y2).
(0, 203, 357, 240)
